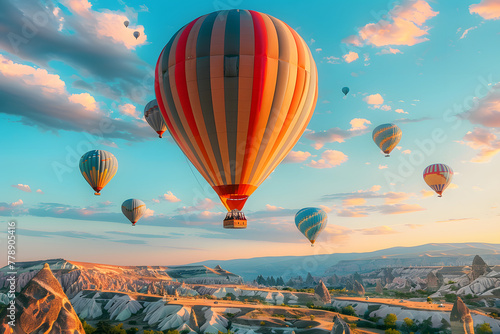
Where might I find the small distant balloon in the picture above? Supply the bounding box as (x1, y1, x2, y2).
(295, 207, 328, 246)
(423, 164, 453, 197)
(372, 123, 402, 157)
(124, 20, 129, 28)
(133, 31, 140, 39)
(79, 150, 118, 195)
(144, 99, 167, 138)
(342, 87, 349, 96)
(122, 199, 146, 226)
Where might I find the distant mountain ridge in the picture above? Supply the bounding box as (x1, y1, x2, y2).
(190, 243, 500, 280)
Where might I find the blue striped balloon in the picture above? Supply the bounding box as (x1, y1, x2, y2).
(295, 207, 328, 246)
(122, 199, 147, 226)
(372, 123, 402, 157)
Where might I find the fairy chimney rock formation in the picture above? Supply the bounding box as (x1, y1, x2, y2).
(314, 280, 331, 304)
(427, 271, 439, 290)
(331, 315, 351, 334)
(375, 279, 383, 294)
(471, 255, 490, 281)
(450, 297, 474, 334)
(353, 280, 365, 296)
(0, 263, 85, 334)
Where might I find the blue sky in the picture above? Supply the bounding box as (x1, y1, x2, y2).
(1, 0, 500, 266)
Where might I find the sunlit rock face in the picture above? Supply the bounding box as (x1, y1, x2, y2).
(450, 297, 474, 334)
(314, 280, 331, 304)
(0, 263, 84, 334)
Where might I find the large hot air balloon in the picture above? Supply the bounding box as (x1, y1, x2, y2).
(122, 199, 147, 226)
(79, 150, 118, 195)
(372, 123, 402, 157)
(124, 20, 129, 28)
(133, 31, 140, 39)
(295, 207, 327, 246)
(155, 9, 318, 228)
(423, 163, 453, 197)
(144, 99, 167, 138)
(342, 87, 349, 96)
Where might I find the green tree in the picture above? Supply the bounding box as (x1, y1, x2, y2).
(310, 315, 315, 320)
(426, 296, 433, 304)
(109, 323, 126, 334)
(126, 328, 138, 334)
(402, 317, 415, 333)
(477, 323, 493, 334)
(225, 293, 237, 300)
(94, 321, 111, 334)
(82, 321, 96, 334)
(419, 318, 433, 333)
(444, 293, 457, 302)
(384, 314, 398, 329)
(166, 330, 179, 334)
(385, 329, 401, 334)
(341, 305, 356, 316)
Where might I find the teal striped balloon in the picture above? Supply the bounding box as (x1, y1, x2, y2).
(372, 123, 402, 157)
(295, 207, 328, 246)
(121, 199, 147, 226)
(79, 150, 118, 195)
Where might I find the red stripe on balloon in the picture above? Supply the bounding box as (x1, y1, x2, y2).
(174, 18, 219, 180)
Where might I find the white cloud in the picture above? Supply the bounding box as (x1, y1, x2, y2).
(69, 93, 97, 111)
(343, 51, 359, 63)
(349, 118, 371, 131)
(283, 151, 312, 163)
(324, 56, 340, 64)
(343, 0, 439, 47)
(118, 103, 139, 118)
(364, 93, 384, 105)
(308, 150, 348, 168)
(460, 26, 477, 39)
(469, 0, 500, 20)
(266, 204, 284, 211)
(11, 199, 23, 207)
(12, 184, 32, 192)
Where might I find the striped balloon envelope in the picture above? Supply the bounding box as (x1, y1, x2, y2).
(372, 123, 402, 157)
(295, 207, 328, 246)
(79, 150, 118, 195)
(423, 163, 453, 197)
(155, 9, 318, 217)
(144, 99, 167, 138)
(121, 199, 147, 226)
